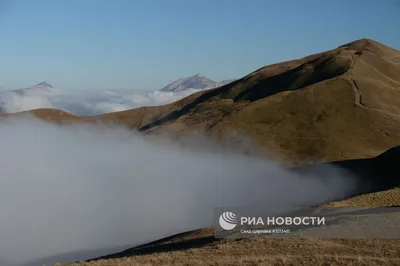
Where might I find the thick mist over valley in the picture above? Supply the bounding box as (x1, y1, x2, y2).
(0, 116, 357, 265)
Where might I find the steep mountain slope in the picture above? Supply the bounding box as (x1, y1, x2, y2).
(135, 39, 400, 163)
(2, 38, 400, 164)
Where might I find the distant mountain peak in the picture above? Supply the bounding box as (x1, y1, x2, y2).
(33, 81, 53, 88)
(160, 74, 235, 92)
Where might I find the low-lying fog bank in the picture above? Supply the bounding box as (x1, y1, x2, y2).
(0, 116, 357, 265)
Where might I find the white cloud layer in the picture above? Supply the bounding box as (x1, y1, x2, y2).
(0, 86, 203, 115)
(0, 116, 358, 265)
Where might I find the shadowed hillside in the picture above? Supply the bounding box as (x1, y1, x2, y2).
(293, 145, 400, 197)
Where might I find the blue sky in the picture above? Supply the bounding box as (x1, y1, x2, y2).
(0, 0, 399, 90)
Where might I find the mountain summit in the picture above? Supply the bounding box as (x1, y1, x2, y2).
(33, 81, 54, 89)
(160, 74, 235, 92)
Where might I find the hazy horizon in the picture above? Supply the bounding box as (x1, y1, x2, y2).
(0, 74, 233, 115)
(0, 0, 399, 91)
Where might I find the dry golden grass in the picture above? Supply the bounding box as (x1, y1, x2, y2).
(66, 238, 400, 266)
(325, 187, 400, 207)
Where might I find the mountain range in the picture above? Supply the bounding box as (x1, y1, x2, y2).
(13, 74, 235, 94)
(0, 75, 235, 115)
(4, 38, 400, 164)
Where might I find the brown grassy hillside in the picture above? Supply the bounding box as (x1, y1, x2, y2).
(68, 237, 400, 266)
(134, 38, 400, 163)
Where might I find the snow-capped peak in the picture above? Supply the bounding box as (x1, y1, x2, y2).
(32, 81, 54, 89)
(160, 74, 235, 92)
